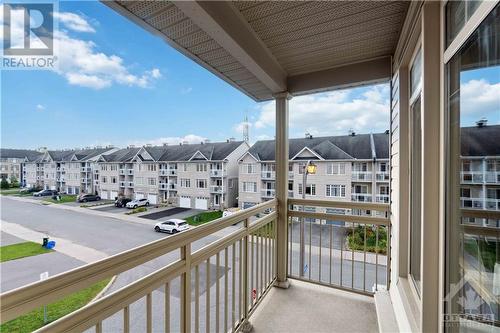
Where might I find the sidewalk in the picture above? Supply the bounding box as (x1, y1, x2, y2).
(0, 221, 107, 263)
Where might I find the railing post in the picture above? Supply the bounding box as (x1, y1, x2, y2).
(274, 92, 291, 289)
(181, 244, 191, 333)
(240, 218, 253, 332)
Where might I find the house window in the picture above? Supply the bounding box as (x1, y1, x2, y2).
(180, 178, 191, 188)
(327, 163, 346, 175)
(242, 163, 255, 174)
(379, 162, 387, 172)
(409, 46, 422, 296)
(147, 164, 157, 172)
(111, 176, 117, 184)
(326, 184, 346, 197)
(148, 178, 156, 186)
(446, 6, 500, 326)
(135, 177, 143, 186)
(242, 182, 257, 193)
(299, 183, 316, 196)
(183, 164, 188, 172)
(196, 163, 207, 172)
(102, 176, 107, 184)
(196, 179, 207, 188)
(228, 179, 234, 189)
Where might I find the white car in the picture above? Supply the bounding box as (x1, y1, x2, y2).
(154, 219, 189, 234)
(126, 198, 149, 209)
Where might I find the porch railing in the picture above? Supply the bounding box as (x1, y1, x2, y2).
(0, 199, 277, 333)
(287, 198, 390, 295)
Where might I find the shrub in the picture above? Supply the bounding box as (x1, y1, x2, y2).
(347, 225, 387, 254)
(0, 179, 9, 189)
(125, 207, 147, 215)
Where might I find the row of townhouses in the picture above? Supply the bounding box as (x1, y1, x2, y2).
(238, 132, 391, 216)
(1, 124, 498, 212)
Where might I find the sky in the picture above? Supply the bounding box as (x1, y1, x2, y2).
(1, 1, 498, 150)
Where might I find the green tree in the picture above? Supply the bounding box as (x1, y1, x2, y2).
(0, 179, 9, 189)
(9, 175, 19, 188)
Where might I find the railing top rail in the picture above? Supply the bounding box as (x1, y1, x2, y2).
(288, 210, 389, 225)
(0, 199, 277, 323)
(288, 198, 389, 211)
(460, 208, 500, 220)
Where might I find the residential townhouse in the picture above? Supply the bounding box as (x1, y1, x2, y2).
(238, 132, 390, 212)
(24, 147, 117, 193)
(0, 149, 42, 186)
(96, 140, 249, 209)
(459, 124, 500, 214)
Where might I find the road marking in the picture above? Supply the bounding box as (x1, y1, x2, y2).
(1, 220, 107, 263)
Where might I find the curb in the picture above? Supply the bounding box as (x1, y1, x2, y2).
(91, 275, 117, 302)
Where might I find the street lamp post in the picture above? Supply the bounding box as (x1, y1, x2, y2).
(299, 160, 316, 277)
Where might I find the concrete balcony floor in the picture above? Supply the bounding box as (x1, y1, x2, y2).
(250, 279, 378, 333)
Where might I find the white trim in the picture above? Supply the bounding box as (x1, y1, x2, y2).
(188, 150, 209, 161)
(443, 0, 499, 63)
(290, 147, 324, 161)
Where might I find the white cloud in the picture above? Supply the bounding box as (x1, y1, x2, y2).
(180, 87, 193, 94)
(36, 104, 45, 111)
(53, 12, 95, 33)
(253, 84, 390, 137)
(53, 30, 162, 89)
(128, 134, 207, 147)
(461, 79, 500, 117)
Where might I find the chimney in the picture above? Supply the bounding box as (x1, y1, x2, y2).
(476, 118, 488, 127)
(128, 144, 135, 148)
(348, 129, 356, 136)
(305, 133, 313, 139)
(163, 143, 168, 146)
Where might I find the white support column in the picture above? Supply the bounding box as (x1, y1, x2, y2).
(420, 2, 441, 332)
(274, 92, 291, 288)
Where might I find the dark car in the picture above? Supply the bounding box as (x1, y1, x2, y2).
(115, 197, 132, 208)
(20, 186, 41, 194)
(33, 189, 58, 197)
(76, 194, 101, 203)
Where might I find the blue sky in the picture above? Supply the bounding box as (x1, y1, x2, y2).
(1, 1, 498, 149)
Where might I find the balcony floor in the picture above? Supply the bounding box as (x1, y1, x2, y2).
(250, 279, 378, 333)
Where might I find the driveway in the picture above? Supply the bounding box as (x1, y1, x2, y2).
(139, 207, 191, 220)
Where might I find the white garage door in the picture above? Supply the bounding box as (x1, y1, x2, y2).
(110, 191, 118, 200)
(148, 194, 157, 205)
(101, 191, 108, 200)
(135, 192, 145, 200)
(195, 198, 208, 210)
(179, 196, 191, 208)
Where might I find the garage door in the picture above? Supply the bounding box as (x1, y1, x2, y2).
(101, 191, 108, 200)
(148, 193, 157, 205)
(110, 191, 118, 200)
(135, 192, 145, 200)
(179, 196, 191, 208)
(195, 197, 208, 210)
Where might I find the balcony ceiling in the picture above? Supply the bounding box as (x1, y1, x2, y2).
(105, 1, 409, 101)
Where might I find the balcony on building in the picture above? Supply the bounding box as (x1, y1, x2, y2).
(351, 193, 373, 202)
(119, 168, 126, 175)
(261, 189, 276, 198)
(261, 170, 276, 180)
(126, 182, 134, 188)
(351, 171, 373, 182)
(210, 185, 223, 193)
(119, 181, 126, 188)
(210, 169, 227, 177)
(375, 171, 390, 182)
(159, 182, 177, 191)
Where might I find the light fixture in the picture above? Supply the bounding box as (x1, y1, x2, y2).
(306, 162, 317, 175)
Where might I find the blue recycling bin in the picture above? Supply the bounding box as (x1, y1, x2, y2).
(46, 241, 56, 249)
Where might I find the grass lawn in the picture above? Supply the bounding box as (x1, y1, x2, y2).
(0, 242, 53, 263)
(0, 278, 111, 333)
(186, 210, 223, 226)
(42, 194, 77, 204)
(0, 188, 21, 195)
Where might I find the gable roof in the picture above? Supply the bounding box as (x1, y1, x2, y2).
(461, 124, 500, 157)
(249, 132, 389, 161)
(0, 149, 42, 161)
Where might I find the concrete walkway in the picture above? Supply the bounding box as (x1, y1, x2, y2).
(1, 220, 107, 263)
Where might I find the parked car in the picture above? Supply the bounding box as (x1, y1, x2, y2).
(33, 189, 57, 197)
(20, 187, 41, 194)
(115, 197, 132, 208)
(154, 219, 189, 234)
(76, 194, 101, 203)
(126, 198, 149, 209)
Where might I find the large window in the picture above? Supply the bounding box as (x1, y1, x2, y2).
(446, 4, 499, 329)
(409, 47, 422, 296)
